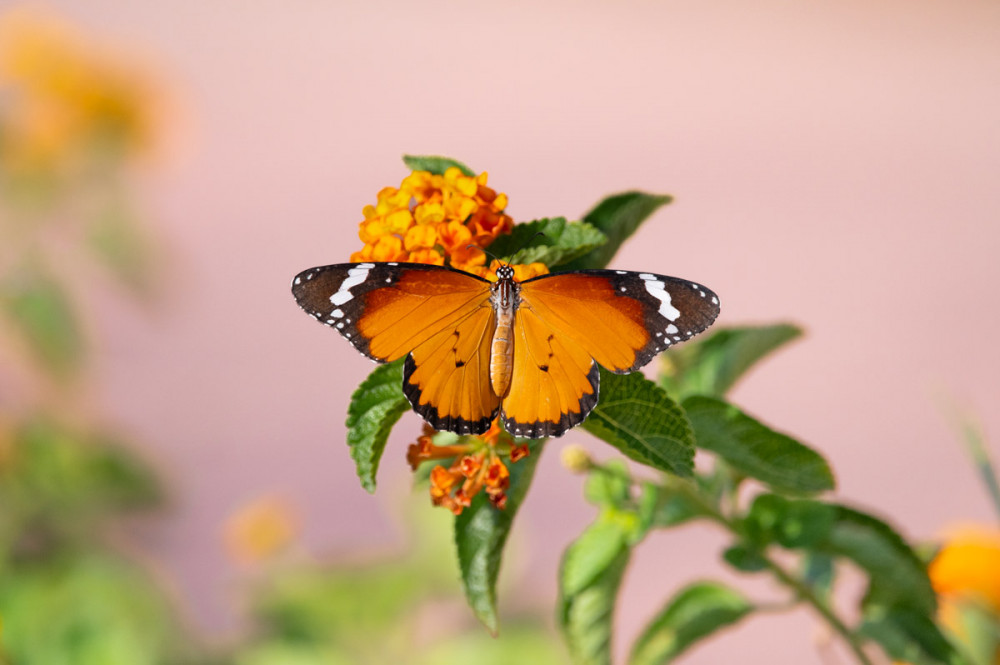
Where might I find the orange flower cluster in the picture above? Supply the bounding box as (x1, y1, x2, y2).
(350, 167, 546, 281)
(0, 8, 160, 173)
(930, 525, 1000, 613)
(407, 420, 530, 515)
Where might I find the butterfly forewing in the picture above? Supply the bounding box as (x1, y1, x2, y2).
(291, 262, 493, 362)
(519, 270, 720, 375)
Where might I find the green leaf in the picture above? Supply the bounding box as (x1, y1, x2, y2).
(817, 505, 937, 615)
(560, 519, 629, 598)
(583, 459, 632, 508)
(652, 490, 706, 528)
(722, 545, 768, 572)
(87, 203, 156, 295)
(561, 192, 673, 271)
(0, 553, 187, 665)
(402, 154, 475, 177)
(801, 551, 835, 599)
(684, 396, 835, 494)
(3, 417, 162, 531)
(582, 369, 695, 477)
(661, 324, 802, 401)
(742, 494, 837, 549)
(455, 441, 543, 635)
(345, 360, 409, 493)
(558, 520, 631, 665)
(859, 605, 956, 665)
(484, 217, 607, 268)
(0, 266, 84, 378)
(629, 582, 753, 665)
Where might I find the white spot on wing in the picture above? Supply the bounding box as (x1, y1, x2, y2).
(711, 295, 719, 305)
(666, 324, 678, 334)
(639, 273, 656, 281)
(644, 279, 682, 321)
(294, 277, 301, 285)
(330, 264, 374, 306)
(615, 270, 626, 275)
(331, 308, 344, 318)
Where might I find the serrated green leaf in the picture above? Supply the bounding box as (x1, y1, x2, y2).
(455, 441, 542, 635)
(661, 324, 802, 401)
(484, 217, 607, 268)
(561, 192, 673, 271)
(818, 505, 937, 615)
(345, 360, 408, 493)
(561, 519, 629, 598)
(558, 523, 631, 665)
(0, 266, 84, 378)
(629, 581, 753, 665)
(859, 605, 956, 665)
(582, 369, 694, 477)
(402, 155, 475, 176)
(684, 396, 834, 494)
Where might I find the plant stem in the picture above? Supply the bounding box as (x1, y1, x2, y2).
(670, 478, 874, 665)
(760, 556, 874, 665)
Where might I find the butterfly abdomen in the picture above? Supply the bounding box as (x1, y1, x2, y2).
(489, 268, 518, 398)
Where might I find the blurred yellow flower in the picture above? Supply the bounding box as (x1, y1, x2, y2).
(0, 7, 161, 174)
(929, 525, 1000, 612)
(224, 495, 299, 565)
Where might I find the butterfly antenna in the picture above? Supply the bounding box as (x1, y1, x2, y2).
(466, 244, 507, 267)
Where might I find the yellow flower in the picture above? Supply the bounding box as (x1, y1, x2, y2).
(403, 224, 438, 251)
(0, 7, 161, 173)
(224, 495, 299, 565)
(930, 525, 1000, 612)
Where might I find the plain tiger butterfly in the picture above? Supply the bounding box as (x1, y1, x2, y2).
(291, 261, 720, 438)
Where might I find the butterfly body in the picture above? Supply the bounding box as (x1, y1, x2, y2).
(292, 261, 719, 439)
(488, 264, 518, 398)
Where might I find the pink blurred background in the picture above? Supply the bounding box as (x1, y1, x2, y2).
(30, 0, 1000, 661)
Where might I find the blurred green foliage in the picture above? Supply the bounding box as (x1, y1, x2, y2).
(0, 17, 567, 665)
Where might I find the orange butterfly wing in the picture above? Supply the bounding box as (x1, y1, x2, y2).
(292, 262, 500, 434)
(499, 270, 720, 437)
(293, 263, 720, 439)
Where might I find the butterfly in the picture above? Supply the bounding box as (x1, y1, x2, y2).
(291, 261, 720, 438)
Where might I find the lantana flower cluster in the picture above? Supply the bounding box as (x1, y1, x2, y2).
(350, 167, 547, 282)
(0, 8, 159, 174)
(407, 421, 529, 515)
(354, 167, 543, 512)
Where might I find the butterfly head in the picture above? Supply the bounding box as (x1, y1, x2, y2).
(495, 264, 515, 282)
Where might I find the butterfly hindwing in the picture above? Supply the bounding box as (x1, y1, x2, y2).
(291, 262, 493, 363)
(518, 269, 721, 375)
(500, 306, 599, 438)
(403, 304, 500, 435)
